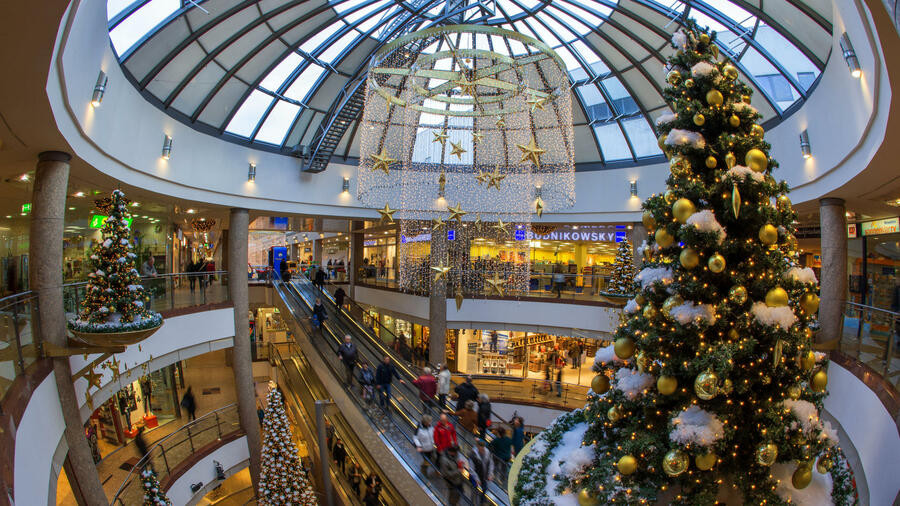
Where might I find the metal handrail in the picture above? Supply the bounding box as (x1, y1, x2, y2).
(111, 403, 239, 504)
(839, 300, 899, 384)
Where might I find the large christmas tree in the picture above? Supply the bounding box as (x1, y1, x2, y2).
(70, 189, 161, 333)
(606, 240, 636, 295)
(140, 467, 172, 505)
(572, 23, 844, 505)
(258, 385, 318, 506)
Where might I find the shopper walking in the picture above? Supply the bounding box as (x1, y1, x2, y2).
(433, 412, 458, 455)
(489, 331, 499, 352)
(333, 438, 347, 474)
(454, 376, 479, 410)
(180, 386, 197, 421)
(375, 355, 405, 410)
(437, 365, 452, 409)
(489, 427, 514, 462)
(439, 446, 466, 506)
(555, 367, 563, 397)
(357, 362, 375, 402)
(413, 367, 437, 411)
(469, 439, 495, 505)
(334, 286, 346, 309)
(133, 426, 149, 459)
(512, 416, 526, 457)
(476, 393, 491, 435)
(337, 335, 358, 386)
(455, 400, 478, 433)
(315, 267, 326, 291)
(413, 414, 437, 475)
(312, 297, 328, 329)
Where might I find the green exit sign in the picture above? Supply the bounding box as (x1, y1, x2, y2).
(21, 203, 31, 213)
(89, 214, 134, 229)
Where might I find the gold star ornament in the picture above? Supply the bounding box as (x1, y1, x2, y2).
(495, 116, 506, 129)
(377, 203, 397, 224)
(431, 263, 452, 281)
(493, 219, 510, 235)
(448, 202, 467, 222)
(486, 274, 507, 296)
(432, 216, 446, 230)
(450, 141, 467, 160)
(85, 367, 103, 389)
(475, 170, 489, 186)
(486, 169, 506, 190)
(517, 137, 546, 169)
(526, 93, 547, 112)
(455, 77, 478, 96)
(432, 129, 449, 146)
(472, 131, 484, 144)
(370, 149, 396, 175)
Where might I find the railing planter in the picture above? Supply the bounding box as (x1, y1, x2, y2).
(596, 291, 633, 305)
(68, 320, 163, 346)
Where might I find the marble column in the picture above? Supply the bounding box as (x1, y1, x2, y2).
(429, 228, 448, 366)
(819, 198, 847, 345)
(349, 220, 364, 299)
(29, 152, 108, 505)
(227, 208, 262, 486)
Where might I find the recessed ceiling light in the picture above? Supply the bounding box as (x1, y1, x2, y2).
(186, 209, 196, 214)
(68, 207, 75, 211)
(18, 174, 29, 182)
(73, 192, 85, 197)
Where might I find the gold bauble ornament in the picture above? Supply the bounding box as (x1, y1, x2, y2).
(679, 248, 700, 269)
(723, 64, 738, 80)
(666, 69, 682, 86)
(643, 304, 658, 320)
(816, 455, 834, 474)
(762, 374, 772, 385)
(655, 229, 674, 248)
(792, 465, 813, 489)
(777, 194, 792, 210)
(657, 375, 678, 395)
(759, 224, 779, 245)
(662, 449, 690, 477)
(658, 134, 668, 151)
(578, 488, 598, 506)
(742, 94, 752, 103)
(799, 350, 816, 371)
(729, 285, 748, 304)
(710, 44, 719, 59)
(799, 293, 820, 314)
(811, 368, 828, 392)
(788, 384, 802, 400)
(635, 293, 646, 305)
(699, 33, 711, 45)
(693, 113, 706, 126)
(607, 405, 622, 423)
(664, 190, 677, 204)
(705, 156, 717, 168)
(708, 253, 726, 273)
(592, 374, 611, 394)
(756, 443, 778, 466)
(706, 89, 724, 106)
(745, 148, 768, 172)
(724, 152, 737, 169)
(643, 247, 653, 261)
(729, 114, 741, 127)
(720, 378, 734, 395)
(751, 124, 765, 137)
(635, 351, 649, 372)
(731, 183, 741, 219)
(765, 287, 789, 307)
(684, 78, 695, 88)
(614, 337, 635, 360)
(662, 295, 684, 317)
(672, 198, 696, 223)
(728, 328, 739, 340)
(617, 455, 637, 475)
(642, 210, 657, 231)
(694, 369, 719, 400)
(695, 452, 717, 471)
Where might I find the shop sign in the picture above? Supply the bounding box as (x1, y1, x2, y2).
(400, 233, 431, 244)
(89, 214, 133, 228)
(526, 229, 626, 242)
(514, 229, 526, 241)
(847, 223, 857, 238)
(363, 240, 376, 246)
(860, 217, 899, 236)
(447, 229, 455, 241)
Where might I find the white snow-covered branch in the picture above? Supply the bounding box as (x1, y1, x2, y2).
(670, 405, 725, 446)
(686, 210, 726, 244)
(751, 302, 798, 327)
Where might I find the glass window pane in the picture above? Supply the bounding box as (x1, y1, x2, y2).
(601, 76, 638, 115)
(576, 84, 612, 123)
(255, 100, 300, 145)
(571, 40, 608, 76)
(300, 20, 343, 54)
(109, 0, 179, 55)
(319, 31, 360, 63)
(284, 63, 326, 102)
(594, 123, 631, 161)
(535, 12, 577, 43)
(108, 0, 136, 20)
(621, 117, 662, 158)
(259, 52, 304, 92)
(226, 90, 274, 138)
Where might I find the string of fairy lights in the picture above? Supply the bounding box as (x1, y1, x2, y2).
(357, 25, 575, 295)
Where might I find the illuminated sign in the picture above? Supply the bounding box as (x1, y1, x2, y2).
(514, 229, 526, 241)
(860, 217, 899, 236)
(89, 214, 133, 228)
(21, 203, 31, 213)
(847, 224, 857, 238)
(447, 229, 455, 241)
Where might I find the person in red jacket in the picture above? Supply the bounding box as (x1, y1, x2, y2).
(433, 412, 458, 455)
(413, 367, 437, 411)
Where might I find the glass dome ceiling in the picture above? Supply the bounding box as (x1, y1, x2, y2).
(109, 0, 832, 169)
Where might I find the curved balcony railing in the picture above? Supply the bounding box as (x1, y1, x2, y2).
(839, 301, 900, 390)
(111, 403, 241, 505)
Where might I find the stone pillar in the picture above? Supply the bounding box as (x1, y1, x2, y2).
(29, 152, 108, 505)
(819, 198, 847, 345)
(632, 223, 647, 267)
(227, 208, 262, 486)
(349, 220, 364, 298)
(429, 228, 448, 366)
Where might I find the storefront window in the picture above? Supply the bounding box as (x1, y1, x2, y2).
(847, 218, 900, 310)
(362, 234, 397, 282)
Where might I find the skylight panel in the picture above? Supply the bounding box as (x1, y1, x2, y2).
(226, 90, 274, 138)
(475, 33, 491, 51)
(109, 0, 179, 55)
(704, 0, 755, 29)
(284, 63, 326, 102)
(536, 12, 577, 43)
(318, 31, 360, 63)
(490, 35, 510, 55)
(497, 0, 524, 17)
(547, 5, 592, 37)
(259, 53, 304, 92)
(561, 1, 607, 27)
(594, 123, 632, 161)
(255, 100, 301, 145)
(517, 0, 541, 9)
(755, 24, 818, 90)
(519, 20, 559, 47)
(300, 20, 343, 54)
(622, 117, 662, 157)
(107, 0, 135, 20)
(571, 40, 609, 76)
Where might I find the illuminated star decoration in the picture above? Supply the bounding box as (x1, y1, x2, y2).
(454, 77, 478, 96)
(526, 93, 547, 112)
(431, 263, 452, 281)
(472, 131, 484, 144)
(85, 367, 103, 389)
(448, 202, 467, 222)
(495, 116, 506, 129)
(432, 216, 446, 230)
(517, 137, 546, 169)
(475, 170, 489, 186)
(450, 141, 467, 160)
(370, 149, 396, 175)
(486, 168, 506, 190)
(377, 203, 397, 224)
(486, 273, 507, 296)
(535, 197, 544, 218)
(432, 129, 449, 146)
(493, 219, 510, 235)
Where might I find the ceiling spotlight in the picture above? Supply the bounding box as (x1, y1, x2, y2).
(342, 177, 350, 192)
(248, 162, 256, 182)
(630, 180, 638, 197)
(91, 71, 108, 107)
(18, 174, 29, 182)
(839, 33, 861, 78)
(131, 202, 140, 207)
(73, 191, 85, 197)
(68, 207, 75, 211)
(186, 208, 196, 214)
(161, 134, 173, 160)
(799, 130, 811, 159)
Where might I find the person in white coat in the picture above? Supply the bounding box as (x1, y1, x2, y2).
(437, 364, 452, 409)
(413, 414, 436, 475)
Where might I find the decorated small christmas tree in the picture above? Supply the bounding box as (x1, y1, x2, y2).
(258, 385, 318, 506)
(606, 240, 636, 295)
(140, 467, 171, 505)
(69, 190, 162, 334)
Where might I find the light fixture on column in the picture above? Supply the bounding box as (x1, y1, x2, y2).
(839, 33, 861, 78)
(534, 185, 542, 198)
(91, 71, 108, 107)
(630, 180, 638, 197)
(248, 163, 257, 182)
(161, 135, 173, 160)
(342, 177, 350, 192)
(799, 130, 811, 159)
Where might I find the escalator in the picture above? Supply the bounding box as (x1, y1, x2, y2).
(274, 278, 510, 506)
